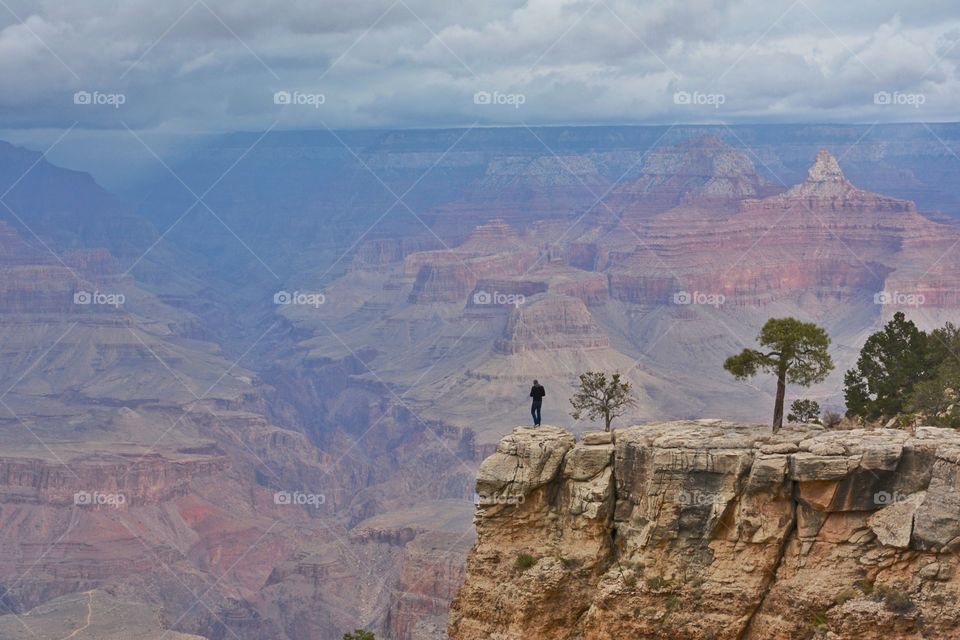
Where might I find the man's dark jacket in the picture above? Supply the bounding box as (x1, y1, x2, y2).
(530, 384, 546, 403)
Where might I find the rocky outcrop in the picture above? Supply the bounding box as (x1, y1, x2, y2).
(350, 237, 443, 271)
(604, 136, 778, 217)
(0, 220, 133, 314)
(428, 158, 607, 239)
(0, 453, 228, 506)
(606, 147, 960, 307)
(764, 149, 916, 211)
(493, 296, 610, 354)
(404, 221, 538, 303)
(449, 421, 960, 639)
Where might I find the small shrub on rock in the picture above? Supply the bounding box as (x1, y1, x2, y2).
(881, 588, 913, 613)
(515, 553, 537, 571)
(809, 610, 828, 627)
(822, 410, 843, 429)
(645, 576, 669, 590)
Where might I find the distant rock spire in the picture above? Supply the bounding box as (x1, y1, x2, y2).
(806, 149, 845, 183)
(775, 149, 855, 199)
(771, 147, 915, 212)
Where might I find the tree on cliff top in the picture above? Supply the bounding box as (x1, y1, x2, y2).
(569, 371, 636, 431)
(724, 318, 834, 432)
(787, 398, 821, 424)
(844, 312, 929, 421)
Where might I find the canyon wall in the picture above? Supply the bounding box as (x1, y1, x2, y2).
(449, 421, 960, 639)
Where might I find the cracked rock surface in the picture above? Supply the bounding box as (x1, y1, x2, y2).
(449, 421, 960, 639)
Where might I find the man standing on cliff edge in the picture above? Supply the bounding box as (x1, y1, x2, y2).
(529, 380, 545, 426)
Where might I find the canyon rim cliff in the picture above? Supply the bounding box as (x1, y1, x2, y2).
(450, 422, 960, 639)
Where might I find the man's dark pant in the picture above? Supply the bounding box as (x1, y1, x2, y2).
(531, 401, 542, 426)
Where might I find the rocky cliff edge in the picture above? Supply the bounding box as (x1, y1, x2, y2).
(448, 420, 960, 639)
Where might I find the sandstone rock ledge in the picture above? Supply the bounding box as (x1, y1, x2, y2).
(448, 421, 960, 640)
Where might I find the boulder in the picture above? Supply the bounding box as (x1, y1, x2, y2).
(789, 453, 851, 481)
(476, 426, 575, 499)
(868, 492, 923, 548)
(563, 443, 614, 481)
(912, 458, 960, 548)
(582, 431, 614, 445)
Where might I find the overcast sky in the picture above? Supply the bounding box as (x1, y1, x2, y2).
(1, 0, 958, 138)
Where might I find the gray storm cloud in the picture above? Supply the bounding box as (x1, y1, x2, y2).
(0, 0, 957, 133)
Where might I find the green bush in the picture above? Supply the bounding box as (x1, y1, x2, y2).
(788, 399, 821, 423)
(515, 553, 537, 571)
(882, 588, 913, 613)
(645, 576, 669, 590)
(665, 595, 680, 612)
(809, 610, 828, 627)
(343, 631, 375, 640)
(846, 316, 960, 428)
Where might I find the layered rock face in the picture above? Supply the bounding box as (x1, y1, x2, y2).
(386, 531, 474, 640)
(405, 220, 538, 303)
(0, 141, 155, 260)
(450, 422, 960, 639)
(427, 154, 608, 240)
(603, 135, 778, 217)
(605, 148, 959, 307)
(494, 296, 610, 354)
(0, 141, 490, 640)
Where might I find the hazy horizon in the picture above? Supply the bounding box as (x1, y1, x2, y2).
(6, 119, 960, 193)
